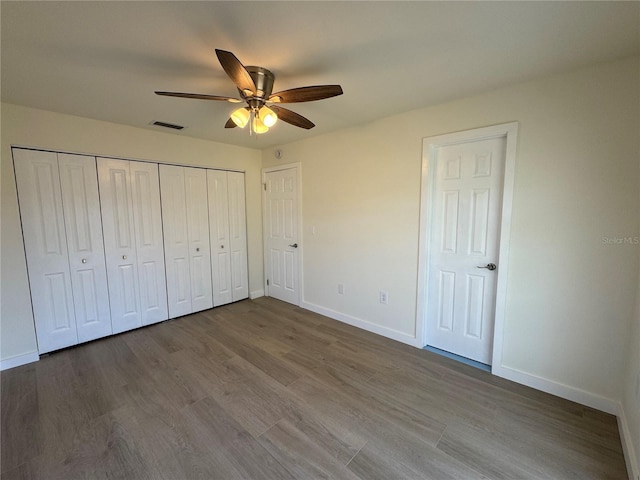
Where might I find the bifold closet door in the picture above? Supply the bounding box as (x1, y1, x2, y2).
(13, 149, 111, 353)
(160, 165, 213, 317)
(208, 170, 248, 306)
(98, 158, 168, 334)
(58, 154, 112, 343)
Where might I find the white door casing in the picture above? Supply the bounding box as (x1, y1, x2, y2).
(58, 154, 112, 342)
(417, 123, 518, 367)
(263, 165, 301, 306)
(97, 158, 142, 334)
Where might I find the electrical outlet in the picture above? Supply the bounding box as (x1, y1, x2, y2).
(338, 283, 344, 295)
(379, 290, 388, 304)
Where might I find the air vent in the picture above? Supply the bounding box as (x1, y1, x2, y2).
(151, 120, 184, 130)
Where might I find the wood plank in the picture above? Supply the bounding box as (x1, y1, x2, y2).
(0, 298, 628, 479)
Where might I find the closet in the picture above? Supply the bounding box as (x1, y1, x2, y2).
(13, 149, 112, 353)
(14, 148, 250, 354)
(97, 158, 168, 333)
(208, 170, 249, 305)
(160, 165, 214, 317)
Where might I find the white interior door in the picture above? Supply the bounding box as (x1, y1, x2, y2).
(160, 165, 192, 317)
(58, 154, 112, 342)
(130, 161, 168, 325)
(184, 167, 213, 313)
(227, 171, 248, 302)
(207, 169, 233, 306)
(263, 166, 300, 305)
(13, 149, 78, 353)
(98, 158, 142, 334)
(425, 136, 506, 364)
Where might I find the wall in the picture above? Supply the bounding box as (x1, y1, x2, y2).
(620, 182, 640, 479)
(262, 56, 640, 412)
(1, 103, 263, 367)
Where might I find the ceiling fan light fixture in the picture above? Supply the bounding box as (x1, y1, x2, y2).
(230, 107, 250, 128)
(259, 106, 278, 127)
(252, 114, 269, 134)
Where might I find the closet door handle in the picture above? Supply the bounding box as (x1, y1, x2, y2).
(289, 243, 298, 248)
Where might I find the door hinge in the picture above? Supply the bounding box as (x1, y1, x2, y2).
(263, 183, 267, 191)
(266, 279, 269, 286)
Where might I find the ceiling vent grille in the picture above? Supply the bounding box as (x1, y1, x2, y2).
(151, 120, 184, 130)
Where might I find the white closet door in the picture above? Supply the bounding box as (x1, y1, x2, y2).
(130, 161, 168, 325)
(13, 149, 79, 353)
(98, 158, 142, 334)
(58, 154, 112, 342)
(227, 171, 249, 301)
(207, 170, 233, 306)
(185, 167, 213, 312)
(160, 165, 193, 317)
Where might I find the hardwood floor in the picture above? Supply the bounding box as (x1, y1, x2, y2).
(1, 298, 628, 479)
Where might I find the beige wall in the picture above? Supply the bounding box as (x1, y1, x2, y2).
(263, 57, 640, 408)
(1, 103, 263, 363)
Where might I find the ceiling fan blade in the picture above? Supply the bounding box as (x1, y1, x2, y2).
(155, 91, 241, 103)
(271, 106, 315, 129)
(269, 85, 343, 103)
(224, 117, 237, 128)
(215, 49, 256, 96)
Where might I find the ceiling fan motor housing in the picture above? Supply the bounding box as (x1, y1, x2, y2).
(243, 66, 275, 106)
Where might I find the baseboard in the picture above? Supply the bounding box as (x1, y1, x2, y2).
(300, 300, 422, 347)
(491, 364, 618, 414)
(250, 289, 265, 300)
(617, 402, 640, 480)
(1, 351, 39, 371)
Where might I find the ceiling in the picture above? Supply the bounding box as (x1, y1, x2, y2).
(2, 1, 639, 150)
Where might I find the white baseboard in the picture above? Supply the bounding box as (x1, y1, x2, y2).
(617, 402, 640, 480)
(250, 289, 265, 300)
(1, 351, 39, 371)
(491, 364, 618, 414)
(300, 300, 422, 347)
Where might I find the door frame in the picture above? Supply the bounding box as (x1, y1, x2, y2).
(261, 162, 303, 306)
(416, 122, 518, 369)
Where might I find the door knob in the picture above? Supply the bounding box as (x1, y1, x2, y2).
(81, 258, 87, 264)
(289, 243, 298, 248)
(196, 247, 200, 252)
(220, 245, 224, 249)
(477, 263, 497, 271)
(122, 255, 127, 260)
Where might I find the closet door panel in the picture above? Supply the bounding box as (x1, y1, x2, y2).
(98, 158, 142, 333)
(13, 149, 78, 353)
(58, 154, 112, 342)
(207, 170, 233, 306)
(227, 171, 249, 301)
(130, 161, 168, 325)
(185, 167, 213, 312)
(160, 165, 192, 317)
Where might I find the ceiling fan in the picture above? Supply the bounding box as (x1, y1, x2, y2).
(155, 49, 343, 134)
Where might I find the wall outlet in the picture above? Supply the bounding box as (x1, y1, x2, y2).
(338, 283, 344, 295)
(379, 290, 388, 304)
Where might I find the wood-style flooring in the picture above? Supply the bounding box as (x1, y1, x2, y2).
(1, 297, 628, 479)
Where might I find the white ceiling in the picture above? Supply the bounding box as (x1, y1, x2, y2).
(2, 1, 639, 150)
